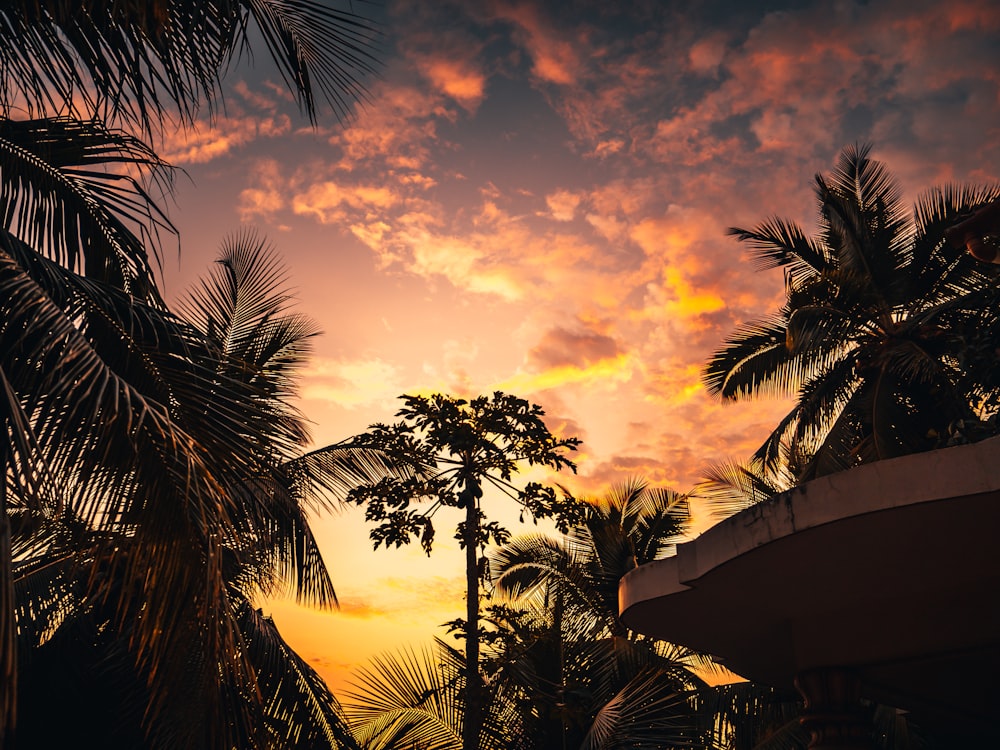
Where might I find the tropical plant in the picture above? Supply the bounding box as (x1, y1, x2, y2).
(345, 393, 584, 750)
(697, 682, 806, 750)
(486, 479, 712, 749)
(704, 144, 1000, 485)
(0, 0, 379, 130)
(9, 234, 403, 748)
(344, 637, 519, 750)
(0, 0, 380, 740)
(693, 456, 792, 516)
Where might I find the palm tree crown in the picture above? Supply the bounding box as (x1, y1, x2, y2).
(486, 480, 710, 749)
(705, 144, 1000, 483)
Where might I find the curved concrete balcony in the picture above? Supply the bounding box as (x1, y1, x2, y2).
(619, 436, 1000, 741)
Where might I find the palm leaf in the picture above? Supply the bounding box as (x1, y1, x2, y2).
(237, 598, 361, 749)
(240, 0, 380, 123)
(728, 216, 831, 285)
(582, 668, 700, 749)
(694, 457, 789, 516)
(345, 640, 466, 750)
(703, 315, 800, 399)
(0, 116, 174, 295)
(0, 1, 380, 130)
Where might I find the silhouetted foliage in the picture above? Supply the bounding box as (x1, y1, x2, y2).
(9, 236, 401, 749)
(705, 144, 1000, 487)
(347, 392, 583, 750)
(487, 480, 710, 749)
(0, 0, 381, 742)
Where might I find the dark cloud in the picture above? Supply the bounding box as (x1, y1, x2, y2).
(528, 326, 621, 370)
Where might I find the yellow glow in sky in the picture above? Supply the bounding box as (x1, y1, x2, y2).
(162, 0, 1000, 695)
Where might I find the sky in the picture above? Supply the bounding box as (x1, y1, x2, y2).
(157, 0, 1000, 694)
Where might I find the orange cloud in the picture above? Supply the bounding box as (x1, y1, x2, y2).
(327, 79, 450, 172)
(238, 158, 287, 222)
(292, 182, 403, 225)
(417, 56, 486, 110)
(544, 189, 581, 221)
(494, 2, 582, 85)
(501, 352, 636, 395)
(162, 113, 291, 164)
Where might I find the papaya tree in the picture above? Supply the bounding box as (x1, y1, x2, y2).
(346, 392, 583, 750)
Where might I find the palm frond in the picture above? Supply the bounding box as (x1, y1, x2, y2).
(0, 116, 174, 295)
(0, 0, 380, 130)
(491, 533, 602, 625)
(728, 216, 831, 285)
(694, 457, 789, 517)
(286, 443, 421, 515)
(698, 681, 805, 750)
(705, 314, 815, 399)
(582, 668, 700, 750)
(240, 0, 381, 124)
(237, 598, 361, 749)
(628, 486, 690, 563)
(345, 640, 465, 750)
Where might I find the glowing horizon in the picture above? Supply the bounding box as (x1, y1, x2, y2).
(162, 0, 1000, 693)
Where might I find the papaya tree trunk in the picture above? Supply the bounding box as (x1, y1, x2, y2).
(462, 481, 482, 750)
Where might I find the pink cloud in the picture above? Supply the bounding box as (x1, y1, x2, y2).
(161, 113, 291, 164)
(238, 159, 287, 222)
(327, 78, 453, 172)
(493, 2, 584, 85)
(416, 56, 487, 110)
(527, 326, 621, 371)
(544, 189, 581, 221)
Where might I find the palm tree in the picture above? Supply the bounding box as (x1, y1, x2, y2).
(0, 1, 381, 739)
(704, 144, 1000, 484)
(487, 479, 712, 749)
(9, 234, 402, 747)
(0, 0, 379, 130)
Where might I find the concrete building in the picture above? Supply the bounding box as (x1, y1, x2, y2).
(619, 436, 1000, 747)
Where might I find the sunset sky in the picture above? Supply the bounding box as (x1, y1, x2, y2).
(158, 0, 1000, 693)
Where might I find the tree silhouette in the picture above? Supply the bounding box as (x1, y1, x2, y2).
(488, 480, 709, 749)
(347, 392, 583, 750)
(10, 234, 401, 748)
(0, 0, 381, 739)
(704, 144, 1000, 484)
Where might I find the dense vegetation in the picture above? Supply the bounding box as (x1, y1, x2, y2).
(2, 2, 998, 749)
(0, 1, 384, 747)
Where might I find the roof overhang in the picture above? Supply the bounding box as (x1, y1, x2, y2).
(619, 436, 1000, 732)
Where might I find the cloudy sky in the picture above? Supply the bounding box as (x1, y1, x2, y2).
(161, 0, 1000, 693)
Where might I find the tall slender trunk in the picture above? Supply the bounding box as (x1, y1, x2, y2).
(462, 480, 482, 750)
(0, 422, 15, 744)
(553, 586, 566, 750)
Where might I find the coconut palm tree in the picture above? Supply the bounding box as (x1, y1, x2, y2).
(0, 1, 381, 739)
(704, 144, 1000, 484)
(8, 233, 403, 748)
(0, 137, 283, 743)
(0, 0, 379, 130)
(486, 479, 712, 749)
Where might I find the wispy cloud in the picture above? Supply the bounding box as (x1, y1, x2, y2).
(302, 357, 405, 410)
